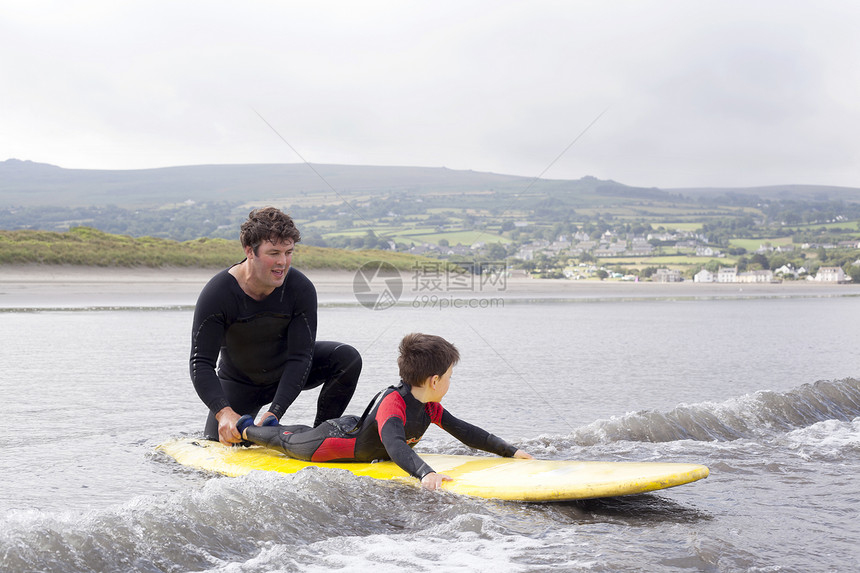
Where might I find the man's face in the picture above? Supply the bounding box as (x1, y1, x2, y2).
(246, 238, 294, 291)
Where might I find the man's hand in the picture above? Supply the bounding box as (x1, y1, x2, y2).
(215, 407, 243, 446)
(513, 449, 534, 460)
(420, 472, 453, 491)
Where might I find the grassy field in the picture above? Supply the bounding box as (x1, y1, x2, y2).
(392, 229, 511, 246)
(0, 227, 433, 270)
(319, 223, 511, 247)
(728, 237, 794, 251)
(650, 222, 703, 232)
(602, 255, 735, 268)
(778, 220, 860, 233)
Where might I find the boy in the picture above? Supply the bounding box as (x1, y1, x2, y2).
(239, 333, 532, 490)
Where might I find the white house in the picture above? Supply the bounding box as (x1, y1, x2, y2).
(696, 246, 721, 257)
(738, 270, 774, 283)
(716, 266, 738, 283)
(813, 267, 848, 282)
(774, 264, 798, 279)
(694, 269, 714, 283)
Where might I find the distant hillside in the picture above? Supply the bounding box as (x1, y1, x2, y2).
(0, 159, 545, 207)
(671, 184, 860, 203)
(9, 158, 857, 208)
(2, 158, 859, 244)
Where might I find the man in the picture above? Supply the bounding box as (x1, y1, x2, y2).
(190, 207, 362, 445)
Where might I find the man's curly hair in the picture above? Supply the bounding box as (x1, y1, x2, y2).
(239, 207, 301, 254)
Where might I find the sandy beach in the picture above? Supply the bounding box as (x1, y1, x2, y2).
(1, 264, 859, 309)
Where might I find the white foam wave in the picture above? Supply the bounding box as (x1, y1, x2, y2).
(197, 514, 564, 573)
(780, 417, 860, 460)
(520, 379, 860, 450)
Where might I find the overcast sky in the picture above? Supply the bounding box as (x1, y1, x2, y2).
(2, 1, 858, 188)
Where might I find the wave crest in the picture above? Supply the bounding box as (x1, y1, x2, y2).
(568, 378, 860, 445)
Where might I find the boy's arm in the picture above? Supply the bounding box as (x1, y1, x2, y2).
(436, 408, 522, 457)
(374, 393, 437, 480)
(378, 417, 436, 479)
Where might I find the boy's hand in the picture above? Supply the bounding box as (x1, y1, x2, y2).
(513, 449, 534, 459)
(420, 472, 453, 491)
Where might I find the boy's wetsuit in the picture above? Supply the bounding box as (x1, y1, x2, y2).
(244, 382, 519, 479)
(190, 265, 361, 438)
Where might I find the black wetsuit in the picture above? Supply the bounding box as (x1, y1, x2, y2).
(244, 382, 518, 479)
(190, 265, 361, 438)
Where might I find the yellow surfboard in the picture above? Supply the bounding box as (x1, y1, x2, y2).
(157, 438, 709, 502)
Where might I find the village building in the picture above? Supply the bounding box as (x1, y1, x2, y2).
(516, 247, 535, 261)
(647, 232, 678, 242)
(737, 270, 774, 283)
(409, 243, 441, 256)
(812, 267, 848, 282)
(445, 245, 473, 256)
(594, 244, 626, 257)
(774, 264, 806, 279)
(716, 266, 738, 283)
(694, 269, 714, 283)
(695, 246, 721, 257)
(629, 244, 655, 256)
(654, 268, 683, 282)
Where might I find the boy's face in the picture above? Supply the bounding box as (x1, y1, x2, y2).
(430, 364, 453, 401)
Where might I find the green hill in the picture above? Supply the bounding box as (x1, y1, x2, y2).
(0, 227, 431, 270)
(3, 159, 859, 250)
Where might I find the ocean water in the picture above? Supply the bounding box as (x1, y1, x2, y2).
(1, 294, 859, 572)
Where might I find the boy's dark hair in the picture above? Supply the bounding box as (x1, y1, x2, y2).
(240, 207, 301, 254)
(398, 333, 460, 387)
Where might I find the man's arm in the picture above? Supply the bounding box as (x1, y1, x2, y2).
(189, 279, 231, 415)
(267, 277, 318, 419)
(189, 273, 244, 445)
